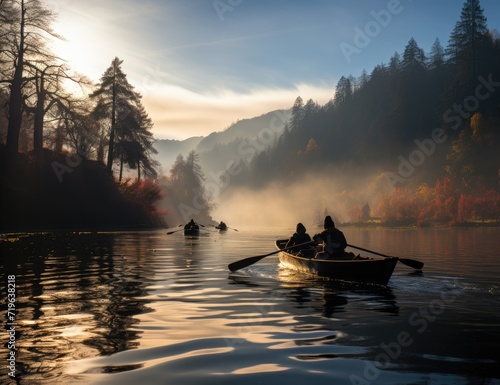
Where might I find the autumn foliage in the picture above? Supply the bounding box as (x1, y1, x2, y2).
(374, 177, 500, 226)
(119, 178, 165, 220)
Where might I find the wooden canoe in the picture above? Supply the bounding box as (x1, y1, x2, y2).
(184, 227, 200, 236)
(276, 239, 398, 286)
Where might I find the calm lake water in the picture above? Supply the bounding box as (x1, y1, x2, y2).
(1, 226, 499, 385)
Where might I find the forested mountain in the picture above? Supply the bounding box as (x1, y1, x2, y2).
(153, 136, 204, 174)
(196, 109, 290, 153)
(221, 0, 500, 225)
(153, 109, 290, 175)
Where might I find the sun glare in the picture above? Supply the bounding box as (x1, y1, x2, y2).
(51, 18, 108, 83)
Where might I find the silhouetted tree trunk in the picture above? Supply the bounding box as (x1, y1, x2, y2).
(119, 152, 124, 181)
(5, 1, 26, 163)
(107, 74, 117, 172)
(32, 89, 45, 159)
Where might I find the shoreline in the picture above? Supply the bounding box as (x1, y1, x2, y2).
(2, 221, 500, 236)
(340, 220, 500, 229)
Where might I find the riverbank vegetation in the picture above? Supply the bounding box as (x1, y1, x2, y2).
(0, 0, 163, 231)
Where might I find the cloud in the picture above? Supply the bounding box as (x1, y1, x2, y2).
(142, 83, 334, 139)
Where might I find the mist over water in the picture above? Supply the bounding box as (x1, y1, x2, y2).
(214, 170, 388, 228)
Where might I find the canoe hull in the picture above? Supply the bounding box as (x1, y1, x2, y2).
(276, 240, 397, 286)
(184, 228, 200, 236)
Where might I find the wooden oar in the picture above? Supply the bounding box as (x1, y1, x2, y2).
(167, 228, 184, 235)
(228, 240, 316, 272)
(213, 225, 238, 231)
(347, 243, 424, 270)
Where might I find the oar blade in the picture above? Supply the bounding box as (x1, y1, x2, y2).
(167, 228, 185, 235)
(348, 243, 424, 270)
(228, 255, 268, 272)
(228, 240, 315, 272)
(398, 258, 424, 270)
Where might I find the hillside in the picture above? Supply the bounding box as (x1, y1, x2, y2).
(218, 14, 500, 226)
(0, 147, 165, 232)
(153, 136, 204, 173)
(195, 109, 290, 153)
(153, 109, 291, 174)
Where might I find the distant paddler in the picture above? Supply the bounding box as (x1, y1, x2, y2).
(184, 219, 200, 236)
(216, 221, 228, 231)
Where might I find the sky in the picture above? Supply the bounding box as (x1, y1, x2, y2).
(47, 0, 500, 140)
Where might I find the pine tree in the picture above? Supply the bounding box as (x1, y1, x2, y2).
(333, 76, 352, 108)
(401, 38, 426, 73)
(388, 52, 401, 75)
(91, 57, 156, 178)
(115, 101, 158, 181)
(447, 0, 488, 92)
(166, 151, 213, 222)
(91, 57, 131, 172)
(290, 96, 304, 131)
(428, 38, 445, 70)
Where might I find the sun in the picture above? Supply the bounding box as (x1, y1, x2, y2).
(50, 14, 109, 84)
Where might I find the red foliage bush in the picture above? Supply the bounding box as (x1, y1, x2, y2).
(375, 177, 499, 226)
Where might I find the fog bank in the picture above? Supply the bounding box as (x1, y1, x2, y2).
(213, 170, 389, 229)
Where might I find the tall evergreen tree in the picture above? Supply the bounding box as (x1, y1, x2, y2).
(428, 38, 445, 70)
(290, 96, 304, 131)
(91, 57, 156, 178)
(388, 52, 401, 75)
(333, 76, 352, 108)
(115, 99, 158, 181)
(401, 38, 426, 73)
(165, 151, 213, 223)
(447, 0, 488, 92)
(91, 57, 128, 171)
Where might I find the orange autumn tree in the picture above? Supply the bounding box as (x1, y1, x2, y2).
(375, 188, 418, 224)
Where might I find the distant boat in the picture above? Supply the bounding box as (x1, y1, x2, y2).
(184, 225, 200, 236)
(215, 223, 228, 231)
(275, 239, 398, 286)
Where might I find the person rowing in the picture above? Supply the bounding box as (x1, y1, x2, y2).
(216, 221, 227, 230)
(285, 223, 313, 256)
(313, 215, 347, 259)
(184, 219, 199, 231)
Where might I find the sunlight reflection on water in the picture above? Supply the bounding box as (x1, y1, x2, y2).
(1, 228, 499, 384)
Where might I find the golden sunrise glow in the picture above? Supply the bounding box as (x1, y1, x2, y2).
(51, 19, 109, 82)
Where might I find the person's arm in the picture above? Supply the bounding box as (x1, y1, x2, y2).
(285, 234, 296, 248)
